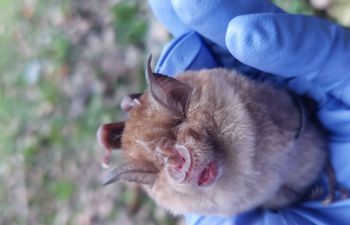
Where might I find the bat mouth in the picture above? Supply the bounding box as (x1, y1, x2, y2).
(197, 161, 219, 187)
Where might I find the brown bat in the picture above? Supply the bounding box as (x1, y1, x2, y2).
(97, 56, 346, 216)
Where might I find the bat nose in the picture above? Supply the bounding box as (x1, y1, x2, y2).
(155, 143, 192, 183)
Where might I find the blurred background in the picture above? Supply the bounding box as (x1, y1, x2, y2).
(0, 0, 349, 225)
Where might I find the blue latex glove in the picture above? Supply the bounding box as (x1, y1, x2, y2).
(148, 0, 350, 224)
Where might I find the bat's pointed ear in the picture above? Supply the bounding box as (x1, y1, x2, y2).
(103, 163, 158, 186)
(97, 122, 124, 150)
(145, 55, 192, 118)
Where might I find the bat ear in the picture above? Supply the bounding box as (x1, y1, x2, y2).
(97, 122, 125, 168)
(145, 55, 192, 118)
(97, 122, 124, 150)
(120, 93, 142, 112)
(103, 163, 158, 186)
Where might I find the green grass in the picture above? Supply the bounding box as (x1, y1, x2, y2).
(273, 0, 314, 14)
(48, 179, 75, 201)
(112, 1, 148, 47)
(0, 0, 163, 224)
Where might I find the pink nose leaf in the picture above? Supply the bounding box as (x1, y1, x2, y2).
(164, 145, 191, 183)
(154, 138, 192, 183)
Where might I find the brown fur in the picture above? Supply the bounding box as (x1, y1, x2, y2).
(101, 68, 327, 216)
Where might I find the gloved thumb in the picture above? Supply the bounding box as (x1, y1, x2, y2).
(226, 13, 350, 106)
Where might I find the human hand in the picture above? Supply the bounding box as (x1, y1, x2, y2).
(148, 0, 350, 224)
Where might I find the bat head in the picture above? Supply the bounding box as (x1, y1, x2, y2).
(97, 56, 256, 215)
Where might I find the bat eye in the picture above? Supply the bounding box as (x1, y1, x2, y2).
(174, 119, 183, 126)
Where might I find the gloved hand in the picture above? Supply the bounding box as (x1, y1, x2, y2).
(148, 0, 350, 224)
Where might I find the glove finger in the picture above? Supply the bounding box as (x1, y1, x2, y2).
(154, 32, 277, 81)
(148, 0, 190, 37)
(226, 13, 350, 106)
(149, 0, 281, 78)
(154, 32, 219, 76)
(171, 0, 283, 49)
(318, 99, 350, 143)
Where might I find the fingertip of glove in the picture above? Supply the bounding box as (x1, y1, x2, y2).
(225, 16, 256, 60)
(155, 32, 218, 75)
(226, 16, 267, 64)
(225, 16, 247, 59)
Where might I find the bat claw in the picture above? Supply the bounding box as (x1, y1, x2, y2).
(309, 186, 325, 200)
(307, 162, 349, 205)
(322, 197, 333, 206)
(321, 162, 350, 205)
(314, 184, 350, 206)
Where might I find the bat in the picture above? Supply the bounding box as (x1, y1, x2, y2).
(97, 56, 347, 216)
